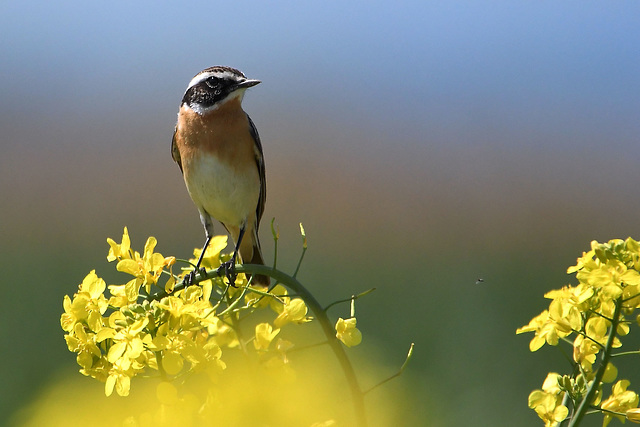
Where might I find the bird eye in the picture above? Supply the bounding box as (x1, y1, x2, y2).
(205, 78, 219, 89)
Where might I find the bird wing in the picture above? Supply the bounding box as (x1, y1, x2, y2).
(171, 125, 183, 173)
(247, 114, 266, 227)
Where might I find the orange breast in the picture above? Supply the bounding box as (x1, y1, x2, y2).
(174, 98, 256, 172)
(173, 98, 261, 227)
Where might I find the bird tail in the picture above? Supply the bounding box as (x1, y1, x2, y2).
(237, 226, 269, 287)
(247, 242, 270, 287)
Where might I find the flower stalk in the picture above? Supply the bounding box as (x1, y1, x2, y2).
(567, 297, 622, 427)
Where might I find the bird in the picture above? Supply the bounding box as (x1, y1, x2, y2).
(171, 66, 269, 287)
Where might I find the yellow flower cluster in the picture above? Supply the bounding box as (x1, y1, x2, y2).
(527, 373, 569, 427)
(517, 238, 640, 426)
(60, 227, 337, 400)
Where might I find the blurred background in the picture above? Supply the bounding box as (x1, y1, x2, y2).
(1, 1, 639, 426)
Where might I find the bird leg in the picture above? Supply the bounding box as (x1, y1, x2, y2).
(185, 235, 212, 287)
(220, 225, 246, 287)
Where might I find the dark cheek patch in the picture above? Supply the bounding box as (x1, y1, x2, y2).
(183, 82, 231, 110)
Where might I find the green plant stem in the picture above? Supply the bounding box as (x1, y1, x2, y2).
(568, 298, 623, 427)
(152, 263, 368, 427)
(292, 246, 307, 278)
(237, 264, 368, 427)
(363, 343, 414, 394)
(324, 288, 376, 312)
(611, 350, 640, 357)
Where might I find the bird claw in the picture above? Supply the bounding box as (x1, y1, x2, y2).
(219, 260, 238, 287)
(184, 267, 207, 287)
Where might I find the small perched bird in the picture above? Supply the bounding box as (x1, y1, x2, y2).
(171, 66, 268, 286)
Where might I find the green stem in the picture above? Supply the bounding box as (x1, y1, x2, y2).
(568, 298, 623, 427)
(236, 264, 368, 427)
(363, 343, 414, 394)
(292, 246, 307, 278)
(611, 350, 640, 357)
(149, 263, 367, 427)
(324, 288, 376, 312)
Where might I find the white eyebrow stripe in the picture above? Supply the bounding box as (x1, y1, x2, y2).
(186, 70, 241, 91)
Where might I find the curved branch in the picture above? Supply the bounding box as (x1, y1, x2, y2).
(236, 264, 368, 427)
(150, 263, 368, 427)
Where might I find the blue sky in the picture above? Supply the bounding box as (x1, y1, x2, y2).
(2, 1, 638, 155)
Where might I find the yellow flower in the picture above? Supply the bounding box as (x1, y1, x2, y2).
(105, 369, 131, 397)
(109, 230, 173, 296)
(274, 338, 295, 364)
(624, 284, 640, 310)
(603, 363, 619, 384)
(545, 284, 594, 311)
(585, 316, 622, 349)
(106, 283, 129, 308)
(203, 316, 239, 348)
(516, 310, 559, 351)
(541, 372, 562, 394)
(573, 340, 597, 373)
(567, 249, 596, 274)
(65, 323, 102, 370)
(548, 298, 581, 335)
(60, 271, 109, 333)
(161, 351, 184, 376)
(79, 270, 107, 298)
(268, 284, 289, 312)
(107, 317, 151, 370)
(528, 390, 568, 427)
(622, 269, 640, 286)
(585, 317, 608, 345)
(335, 317, 362, 347)
(99, 314, 151, 381)
(602, 380, 640, 427)
(274, 298, 311, 328)
(528, 374, 568, 427)
(107, 227, 131, 262)
(626, 408, 640, 423)
(60, 294, 89, 332)
(254, 322, 280, 351)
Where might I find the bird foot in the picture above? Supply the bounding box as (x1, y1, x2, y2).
(218, 260, 238, 287)
(184, 267, 207, 287)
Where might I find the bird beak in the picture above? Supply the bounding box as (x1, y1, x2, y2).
(236, 79, 261, 89)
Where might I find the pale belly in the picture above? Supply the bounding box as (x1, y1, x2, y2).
(184, 153, 260, 227)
